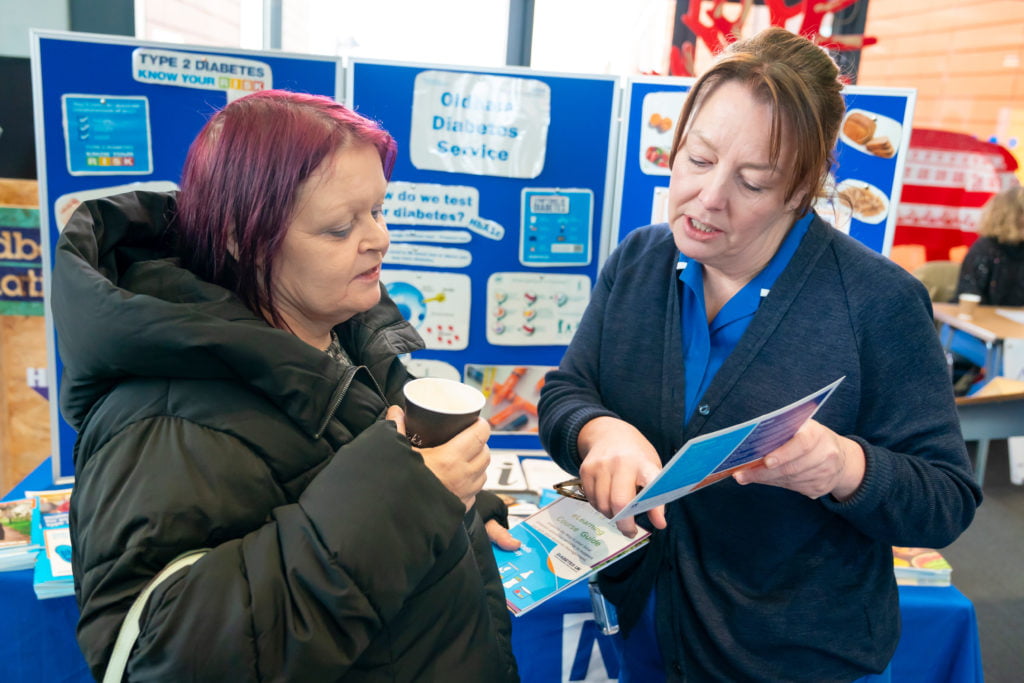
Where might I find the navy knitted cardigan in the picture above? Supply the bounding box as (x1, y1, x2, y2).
(539, 216, 981, 682)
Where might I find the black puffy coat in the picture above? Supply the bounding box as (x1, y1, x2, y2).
(53, 191, 518, 682)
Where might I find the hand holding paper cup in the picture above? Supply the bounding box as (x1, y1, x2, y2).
(402, 377, 486, 448)
(957, 293, 981, 319)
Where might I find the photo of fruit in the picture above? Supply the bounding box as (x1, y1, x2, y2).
(648, 112, 673, 133)
(645, 146, 669, 168)
(639, 90, 688, 177)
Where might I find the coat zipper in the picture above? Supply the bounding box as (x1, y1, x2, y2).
(314, 367, 358, 440)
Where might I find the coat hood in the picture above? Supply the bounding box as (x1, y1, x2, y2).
(51, 190, 422, 435)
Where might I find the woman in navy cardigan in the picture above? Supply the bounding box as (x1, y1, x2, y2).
(539, 27, 980, 683)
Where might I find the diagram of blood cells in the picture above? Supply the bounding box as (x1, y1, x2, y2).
(383, 270, 471, 350)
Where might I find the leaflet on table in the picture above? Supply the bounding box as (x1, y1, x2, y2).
(0, 498, 43, 571)
(493, 495, 650, 616)
(611, 377, 844, 522)
(996, 308, 1024, 325)
(893, 546, 953, 587)
(27, 488, 76, 599)
(486, 450, 577, 521)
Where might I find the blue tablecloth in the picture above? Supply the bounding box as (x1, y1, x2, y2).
(1, 461, 983, 683)
(510, 581, 983, 683)
(1, 460, 91, 682)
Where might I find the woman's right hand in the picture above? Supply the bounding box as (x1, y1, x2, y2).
(577, 416, 667, 537)
(387, 406, 491, 511)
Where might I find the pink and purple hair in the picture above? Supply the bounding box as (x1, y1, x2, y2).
(174, 89, 397, 327)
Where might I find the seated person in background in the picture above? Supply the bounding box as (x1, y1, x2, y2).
(539, 27, 981, 682)
(955, 185, 1024, 306)
(52, 90, 518, 682)
(950, 186, 1024, 392)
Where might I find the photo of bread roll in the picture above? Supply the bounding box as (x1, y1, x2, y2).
(842, 112, 876, 145)
(865, 137, 894, 158)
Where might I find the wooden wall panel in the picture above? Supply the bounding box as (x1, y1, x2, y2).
(947, 50, 1023, 78)
(0, 179, 50, 496)
(0, 179, 39, 207)
(859, 0, 1024, 159)
(0, 315, 50, 495)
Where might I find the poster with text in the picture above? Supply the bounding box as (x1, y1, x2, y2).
(352, 60, 619, 450)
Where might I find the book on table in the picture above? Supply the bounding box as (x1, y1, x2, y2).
(0, 498, 43, 571)
(27, 488, 76, 599)
(892, 546, 953, 587)
(486, 450, 577, 522)
(485, 450, 543, 519)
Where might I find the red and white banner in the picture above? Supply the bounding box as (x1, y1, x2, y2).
(894, 128, 1020, 261)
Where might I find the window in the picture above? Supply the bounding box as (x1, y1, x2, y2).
(531, 0, 676, 75)
(280, 0, 510, 66)
(135, 0, 510, 68)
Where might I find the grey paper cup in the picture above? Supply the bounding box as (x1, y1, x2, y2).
(403, 377, 486, 448)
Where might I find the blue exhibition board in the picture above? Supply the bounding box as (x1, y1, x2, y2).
(612, 77, 916, 257)
(32, 30, 341, 482)
(834, 88, 916, 255)
(349, 60, 619, 450)
(611, 76, 694, 251)
(30, 34, 915, 482)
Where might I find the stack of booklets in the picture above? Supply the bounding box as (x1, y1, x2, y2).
(28, 488, 76, 599)
(485, 450, 573, 523)
(0, 498, 43, 571)
(892, 546, 953, 587)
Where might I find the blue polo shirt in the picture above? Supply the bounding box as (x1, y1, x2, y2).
(678, 213, 813, 422)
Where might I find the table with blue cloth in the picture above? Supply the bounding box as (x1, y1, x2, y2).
(0, 461, 983, 683)
(1, 461, 91, 682)
(510, 581, 983, 683)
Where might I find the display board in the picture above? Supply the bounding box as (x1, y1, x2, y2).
(31, 35, 914, 482)
(31, 30, 341, 482)
(612, 76, 916, 257)
(609, 76, 693, 254)
(349, 60, 620, 450)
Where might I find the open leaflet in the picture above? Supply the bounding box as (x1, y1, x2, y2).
(611, 377, 844, 522)
(493, 377, 843, 615)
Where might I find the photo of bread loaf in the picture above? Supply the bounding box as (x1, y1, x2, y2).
(842, 111, 876, 145)
(840, 109, 904, 161)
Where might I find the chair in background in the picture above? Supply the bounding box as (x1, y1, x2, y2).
(949, 244, 969, 263)
(889, 244, 927, 273)
(912, 260, 961, 303)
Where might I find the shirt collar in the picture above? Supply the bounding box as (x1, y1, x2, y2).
(676, 212, 813, 323)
